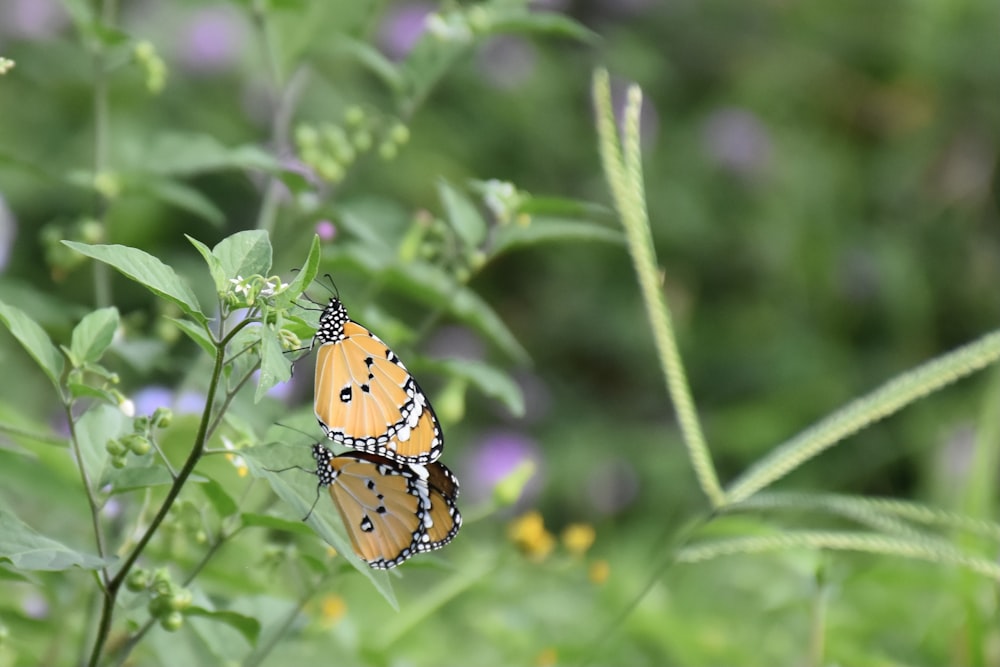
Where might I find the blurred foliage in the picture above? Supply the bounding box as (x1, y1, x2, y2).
(1, 0, 1000, 666)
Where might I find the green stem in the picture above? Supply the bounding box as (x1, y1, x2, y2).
(592, 69, 724, 508)
(66, 401, 109, 587)
(85, 319, 252, 667)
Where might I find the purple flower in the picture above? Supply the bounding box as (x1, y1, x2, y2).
(21, 593, 48, 620)
(377, 2, 434, 60)
(0, 0, 68, 39)
(701, 107, 773, 180)
(462, 431, 543, 505)
(178, 6, 249, 73)
(477, 37, 537, 90)
(316, 220, 337, 242)
(132, 386, 204, 416)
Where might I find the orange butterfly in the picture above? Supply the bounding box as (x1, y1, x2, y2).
(311, 443, 461, 569)
(312, 297, 443, 464)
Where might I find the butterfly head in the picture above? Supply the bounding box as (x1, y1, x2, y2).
(314, 298, 349, 345)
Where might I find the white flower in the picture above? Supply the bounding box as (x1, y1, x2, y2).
(228, 276, 250, 297)
(119, 398, 136, 417)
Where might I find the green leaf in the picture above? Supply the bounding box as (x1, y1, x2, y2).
(186, 235, 227, 295)
(70, 307, 119, 365)
(200, 476, 239, 518)
(131, 132, 279, 177)
(0, 299, 65, 391)
(213, 230, 272, 281)
(256, 324, 292, 403)
(273, 235, 321, 309)
(67, 382, 117, 404)
(383, 264, 529, 364)
(420, 357, 525, 417)
(438, 179, 487, 248)
(333, 37, 404, 92)
(0, 509, 112, 570)
(491, 217, 624, 257)
(490, 8, 599, 43)
(186, 607, 261, 644)
(131, 177, 225, 226)
(240, 512, 314, 537)
(62, 242, 206, 324)
(168, 317, 216, 357)
(107, 465, 175, 494)
(241, 442, 397, 608)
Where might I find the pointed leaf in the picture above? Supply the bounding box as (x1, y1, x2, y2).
(132, 177, 225, 226)
(199, 476, 239, 518)
(491, 217, 624, 257)
(438, 179, 487, 249)
(256, 324, 292, 403)
(62, 242, 206, 324)
(0, 299, 65, 390)
(187, 235, 227, 295)
(168, 317, 216, 357)
(420, 357, 525, 417)
(133, 132, 279, 176)
(70, 307, 119, 365)
(241, 442, 397, 607)
(240, 512, 314, 537)
(213, 231, 272, 281)
(273, 235, 321, 309)
(76, 404, 130, 490)
(107, 465, 175, 494)
(383, 264, 529, 364)
(186, 607, 261, 644)
(0, 509, 112, 570)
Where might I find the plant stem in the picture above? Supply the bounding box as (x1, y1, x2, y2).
(592, 69, 724, 508)
(85, 319, 252, 667)
(66, 402, 109, 586)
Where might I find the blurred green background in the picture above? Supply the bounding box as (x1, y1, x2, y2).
(2, 0, 1000, 665)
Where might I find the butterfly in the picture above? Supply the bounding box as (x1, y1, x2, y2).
(311, 297, 444, 464)
(311, 443, 461, 569)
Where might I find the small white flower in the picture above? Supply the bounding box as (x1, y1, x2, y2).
(229, 276, 251, 297)
(0, 58, 14, 75)
(119, 398, 136, 417)
(222, 437, 248, 477)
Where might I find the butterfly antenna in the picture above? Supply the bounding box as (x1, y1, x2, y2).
(274, 421, 320, 440)
(302, 484, 322, 521)
(321, 273, 340, 299)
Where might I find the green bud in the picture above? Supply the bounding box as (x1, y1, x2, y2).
(126, 569, 150, 592)
(106, 439, 127, 456)
(294, 123, 319, 149)
(344, 105, 365, 126)
(389, 123, 410, 145)
(148, 595, 171, 618)
(161, 611, 184, 632)
(111, 455, 128, 469)
(170, 589, 193, 611)
(152, 407, 173, 428)
(126, 435, 151, 456)
(493, 459, 537, 507)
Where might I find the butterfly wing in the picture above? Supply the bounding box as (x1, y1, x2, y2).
(313, 299, 443, 464)
(312, 444, 427, 570)
(413, 460, 462, 552)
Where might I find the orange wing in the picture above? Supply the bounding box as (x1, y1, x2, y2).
(313, 299, 443, 464)
(312, 445, 426, 569)
(412, 460, 462, 553)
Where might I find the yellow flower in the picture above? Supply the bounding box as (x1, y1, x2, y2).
(320, 595, 346, 627)
(561, 523, 595, 556)
(588, 559, 610, 585)
(508, 511, 555, 562)
(535, 647, 558, 667)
